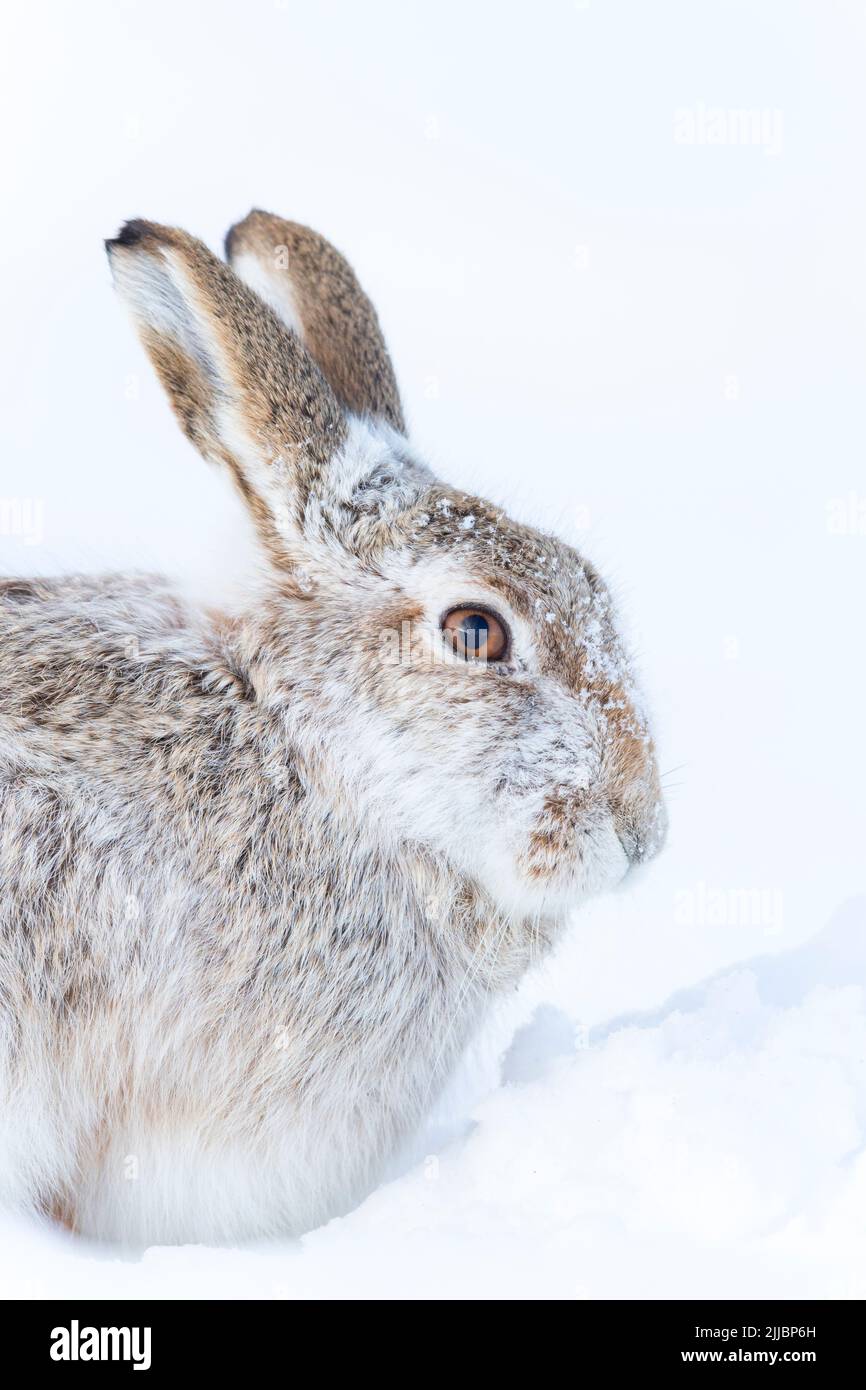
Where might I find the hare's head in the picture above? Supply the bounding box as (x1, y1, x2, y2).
(107, 212, 666, 921)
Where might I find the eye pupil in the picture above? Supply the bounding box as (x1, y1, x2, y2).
(459, 613, 489, 652)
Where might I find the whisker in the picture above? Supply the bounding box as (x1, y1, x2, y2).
(660, 763, 689, 779)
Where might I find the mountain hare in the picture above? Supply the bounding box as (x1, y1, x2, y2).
(0, 212, 666, 1244)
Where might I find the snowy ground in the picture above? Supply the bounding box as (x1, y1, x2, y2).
(1, 0, 864, 1298)
(2, 902, 865, 1299)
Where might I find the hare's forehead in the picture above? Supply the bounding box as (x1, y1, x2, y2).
(375, 538, 601, 627)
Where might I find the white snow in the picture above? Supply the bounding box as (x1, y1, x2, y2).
(1, 0, 865, 1298)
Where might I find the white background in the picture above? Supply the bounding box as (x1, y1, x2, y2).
(1, 0, 864, 1298)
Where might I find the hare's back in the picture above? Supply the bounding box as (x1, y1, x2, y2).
(0, 571, 259, 922)
(0, 573, 227, 759)
(0, 570, 277, 1014)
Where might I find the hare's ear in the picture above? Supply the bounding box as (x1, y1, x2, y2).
(225, 211, 405, 435)
(106, 219, 347, 562)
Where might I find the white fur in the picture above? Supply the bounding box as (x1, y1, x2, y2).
(229, 249, 303, 335)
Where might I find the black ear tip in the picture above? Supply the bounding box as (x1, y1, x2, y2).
(105, 219, 150, 253)
(223, 223, 238, 260)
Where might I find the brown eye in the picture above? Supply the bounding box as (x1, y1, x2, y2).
(442, 607, 509, 662)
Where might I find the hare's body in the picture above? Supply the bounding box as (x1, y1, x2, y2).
(0, 573, 520, 1242)
(0, 213, 665, 1243)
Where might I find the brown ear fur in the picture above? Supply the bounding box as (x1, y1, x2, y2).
(106, 219, 348, 560)
(225, 210, 405, 434)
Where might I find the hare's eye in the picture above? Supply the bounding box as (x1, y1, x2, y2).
(442, 607, 509, 662)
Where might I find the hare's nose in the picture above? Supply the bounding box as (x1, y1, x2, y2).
(615, 796, 668, 866)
